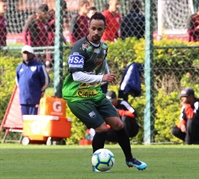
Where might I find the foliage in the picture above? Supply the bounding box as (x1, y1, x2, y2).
(1, 38, 199, 143)
(0, 51, 21, 123)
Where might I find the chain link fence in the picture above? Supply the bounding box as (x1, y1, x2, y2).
(0, 0, 199, 144)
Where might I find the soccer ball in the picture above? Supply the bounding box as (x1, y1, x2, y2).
(91, 148, 115, 172)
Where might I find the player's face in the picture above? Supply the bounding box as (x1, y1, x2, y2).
(88, 19, 106, 43)
(38, 11, 50, 22)
(181, 95, 193, 105)
(0, 2, 7, 14)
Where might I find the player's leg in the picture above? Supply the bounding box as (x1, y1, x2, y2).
(67, 100, 108, 152)
(185, 118, 199, 144)
(171, 126, 186, 141)
(98, 98, 147, 170)
(21, 104, 38, 115)
(67, 100, 110, 172)
(121, 116, 140, 138)
(105, 128, 118, 142)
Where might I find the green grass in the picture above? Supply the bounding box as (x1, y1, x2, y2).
(0, 144, 199, 179)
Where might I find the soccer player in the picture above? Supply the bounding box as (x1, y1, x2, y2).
(62, 12, 147, 172)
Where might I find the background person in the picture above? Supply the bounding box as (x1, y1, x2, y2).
(16, 45, 49, 116)
(69, 0, 90, 45)
(187, 5, 199, 42)
(62, 12, 147, 172)
(120, 0, 145, 40)
(0, 0, 7, 47)
(22, 4, 49, 64)
(105, 90, 140, 142)
(46, 1, 68, 69)
(87, 6, 97, 18)
(171, 87, 199, 144)
(101, 3, 109, 12)
(102, 0, 121, 42)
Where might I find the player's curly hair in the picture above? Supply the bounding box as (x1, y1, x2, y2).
(89, 12, 106, 26)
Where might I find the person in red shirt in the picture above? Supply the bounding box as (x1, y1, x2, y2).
(46, 1, 67, 68)
(0, 0, 7, 47)
(102, 0, 121, 42)
(69, 0, 90, 45)
(22, 4, 49, 64)
(187, 6, 199, 42)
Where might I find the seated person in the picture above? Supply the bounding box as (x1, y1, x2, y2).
(105, 90, 140, 142)
(171, 87, 199, 144)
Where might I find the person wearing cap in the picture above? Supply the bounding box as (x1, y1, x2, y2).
(171, 87, 199, 144)
(16, 45, 49, 116)
(22, 4, 49, 63)
(105, 90, 140, 142)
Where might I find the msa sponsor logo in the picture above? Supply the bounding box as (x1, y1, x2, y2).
(68, 54, 85, 65)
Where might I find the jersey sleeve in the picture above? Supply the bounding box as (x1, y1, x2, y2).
(68, 51, 85, 73)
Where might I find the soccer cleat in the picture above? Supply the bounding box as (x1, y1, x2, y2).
(126, 158, 147, 170)
(92, 166, 110, 172)
(92, 166, 100, 172)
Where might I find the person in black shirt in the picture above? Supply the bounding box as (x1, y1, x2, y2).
(172, 88, 199, 144)
(105, 90, 140, 142)
(120, 0, 145, 40)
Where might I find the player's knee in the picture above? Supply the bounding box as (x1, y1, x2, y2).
(95, 122, 108, 133)
(112, 120, 124, 130)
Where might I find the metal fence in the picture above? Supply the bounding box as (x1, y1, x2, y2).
(0, 0, 199, 144)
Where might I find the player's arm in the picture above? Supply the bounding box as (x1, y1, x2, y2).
(68, 53, 116, 84)
(39, 65, 50, 92)
(117, 100, 136, 118)
(177, 106, 188, 132)
(15, 65, 21, 86)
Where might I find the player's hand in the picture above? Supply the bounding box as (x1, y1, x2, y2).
(102, 74, 116, 83)
(180, 124, 186, 133)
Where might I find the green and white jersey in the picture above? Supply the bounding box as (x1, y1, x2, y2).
(62, 37, 108, 102)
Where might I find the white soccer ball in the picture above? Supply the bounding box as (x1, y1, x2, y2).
(91, 148, 115, 172)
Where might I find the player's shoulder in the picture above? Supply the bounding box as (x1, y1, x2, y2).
(101, 41, 108, 50)
(72, 37, 88, 50)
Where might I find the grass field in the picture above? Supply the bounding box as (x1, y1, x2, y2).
(0, 144, 199, 179)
